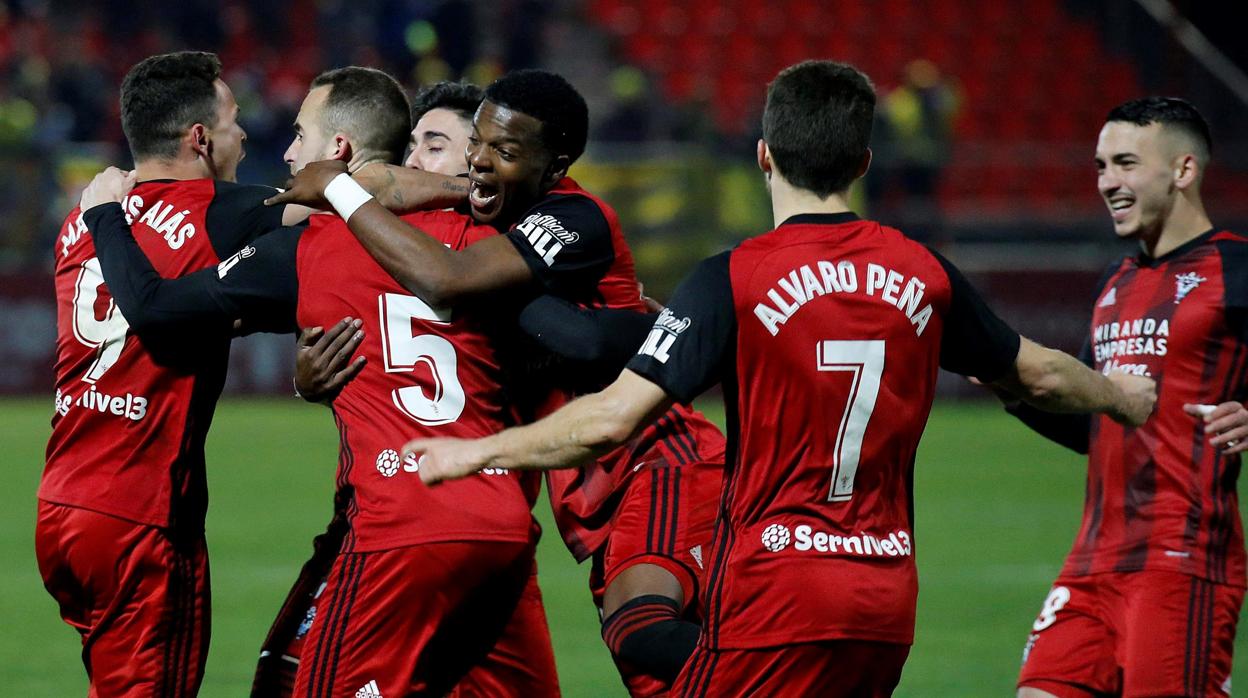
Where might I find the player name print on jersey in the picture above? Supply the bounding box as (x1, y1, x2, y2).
(59, 212, 89, 258)
(122, 194, 200, 250)
(753, 260, 933, 337)
(59, 194, 205, 257)
(515, 211, 580, 265)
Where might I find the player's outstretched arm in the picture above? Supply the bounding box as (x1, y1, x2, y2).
(265, 160, 531, 307)
(408, 370, 674, 484)
(992, 337, 1157, 426)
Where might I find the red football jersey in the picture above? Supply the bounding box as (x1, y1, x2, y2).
(628, 213, 1021, 649)
(42, 179, 281, 530)
(506, 177, 727, 560)
(296, 211, 538, 552)
(1062, 230, 1247, 587)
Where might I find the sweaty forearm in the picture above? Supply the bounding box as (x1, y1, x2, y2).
(360, 165, 467, 213)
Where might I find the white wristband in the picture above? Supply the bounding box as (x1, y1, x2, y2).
(324, 172, 373, 221)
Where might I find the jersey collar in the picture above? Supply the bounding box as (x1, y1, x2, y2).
(1135, 227, 1216, 267)
(779, 212, 861, 227)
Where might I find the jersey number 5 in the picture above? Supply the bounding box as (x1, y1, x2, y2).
(817, 339, 884, 502)
(72, 257, 130, 383)
(379, 293, 465, 426)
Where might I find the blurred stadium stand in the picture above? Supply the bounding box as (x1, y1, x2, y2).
(1, 0, 1244, 394)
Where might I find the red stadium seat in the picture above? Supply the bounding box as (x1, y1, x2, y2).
(579, 0, 1151, 212)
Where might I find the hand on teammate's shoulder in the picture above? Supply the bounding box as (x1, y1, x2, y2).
(80, 166, 136, 211)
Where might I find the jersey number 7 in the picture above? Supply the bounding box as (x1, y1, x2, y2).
(379, 292, 466, 426)
(817, 339, 884, 502)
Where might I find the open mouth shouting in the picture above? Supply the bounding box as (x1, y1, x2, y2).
(468, 176, 502, 220)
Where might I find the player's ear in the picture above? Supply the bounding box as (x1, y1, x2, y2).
(1173, 152, 1199, 190)
(857, 148, 873, 179)
(543, 154, 571, 188)
(756, 139, 770, 174)
(189, 123, 211, 159)
(331, 134, 352, 163)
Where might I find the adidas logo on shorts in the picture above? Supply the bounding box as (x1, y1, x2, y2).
(355, 679, 383, 698)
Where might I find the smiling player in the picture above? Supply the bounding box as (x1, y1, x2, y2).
(1011, 98, 1248, 698)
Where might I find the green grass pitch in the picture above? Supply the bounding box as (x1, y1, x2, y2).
(3, 397, 1244, 695)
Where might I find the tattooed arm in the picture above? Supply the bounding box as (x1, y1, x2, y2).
(353, 163, 468, 212)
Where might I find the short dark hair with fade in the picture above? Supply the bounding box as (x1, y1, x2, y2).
(1106, 96, 1213, 160)
(120, 51, 223, 162)
(412, 81, 483, 124)
(484, 69, 589, 163)
(763, 60, 876, 198)
(311, 66, 412, 165)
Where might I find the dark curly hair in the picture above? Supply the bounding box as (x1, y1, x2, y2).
(120, 51, 222, 162)
(484, 69, 588, 163)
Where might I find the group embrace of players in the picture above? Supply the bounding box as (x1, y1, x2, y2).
(38, 48, 1248, 698)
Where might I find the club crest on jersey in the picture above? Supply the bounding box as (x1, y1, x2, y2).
(637, 308, 691, 364)
(515, 213, 579, 266)
(1174, 272, 1205, 304)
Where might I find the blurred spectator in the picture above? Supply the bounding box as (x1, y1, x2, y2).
(874, 59, 960, 238)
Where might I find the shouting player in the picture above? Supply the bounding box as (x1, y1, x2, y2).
(274, 69, 726, 695)
(1009, 98, 1248, 698)
(404, 61, 1159, 697)
(78, 67, 560, 697)
(35, 50, 312, 695)
(255, 77, 557, 697)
